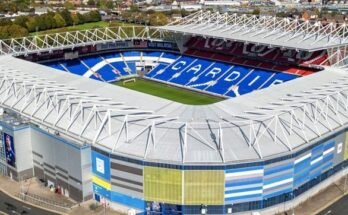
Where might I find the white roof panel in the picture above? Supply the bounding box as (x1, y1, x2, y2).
(0, 56, 347, 165)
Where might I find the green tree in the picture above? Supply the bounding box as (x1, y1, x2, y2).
(54, 13, 66, 28)
(25, 16, 37, 32)
(149, 13, 168, 26)
(64, 1, 75, 10)
(7, 24, 28, 38)
(59, 9, 73, 26)
(0, 18, 12, 27)
(83, 10, 101, 22)
(0, 24, 28, 39)
(105, 0, 114, 9)
(97, 0, 113, 9)
(42, 13, 57, 30)
(14, 15, 28, 28)
(72, 13, 85, 25)
(252, 8, 260, 15)
(87, 0, 96, 6)
(129, 5, 140, 12)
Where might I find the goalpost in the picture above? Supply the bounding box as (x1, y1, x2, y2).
(122, 78, 136, 85)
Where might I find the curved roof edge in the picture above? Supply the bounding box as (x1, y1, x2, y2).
(0, 56, 347, 165)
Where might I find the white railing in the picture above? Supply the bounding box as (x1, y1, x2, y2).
(0, 26, 169, 56)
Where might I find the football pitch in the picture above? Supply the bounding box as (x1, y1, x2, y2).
(115, 78, 224, 105)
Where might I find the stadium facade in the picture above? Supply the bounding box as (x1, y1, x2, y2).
(1, 11, 348, 215)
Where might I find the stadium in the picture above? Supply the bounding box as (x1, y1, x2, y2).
(0, 10, 348, 214)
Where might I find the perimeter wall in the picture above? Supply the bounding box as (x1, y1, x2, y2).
(91, 127, 348, 214)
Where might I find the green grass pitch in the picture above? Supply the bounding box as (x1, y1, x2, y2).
(115, 78, 224, 105)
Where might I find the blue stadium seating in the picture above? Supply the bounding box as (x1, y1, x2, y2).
(187, 62, 232, 90)
(82, 56, 102, 68)
(162, 52, 178, 59)
(143, 52, 162, 57)
(43, 51, 299, 98)
(123, 51, 140, 57)
(97, 64, 119, 81)
(170, 58, 214, 85)
(225, 69, 273, 97)
(45, 62, 65, 71)
(205, 65, 252, 95)
(127, 61, 137, 74)
(145, 64, 168, 78)
(90, 73, 103, 81)
(153, 56, 196, 81)
(103, 53, 120, 59)
(109, 61, 129, 75)
(62, 59, 88, 75)
(262, 72, 298, 88)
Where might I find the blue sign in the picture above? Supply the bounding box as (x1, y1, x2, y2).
(92, 150, 111, 181)
(93, 183, 111, 200)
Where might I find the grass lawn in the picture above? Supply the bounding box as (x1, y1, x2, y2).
(115, 78, 224, 105)
(31, 21, 138, 36)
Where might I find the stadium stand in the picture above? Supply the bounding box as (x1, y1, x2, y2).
(44, 51, 179, 82)
(45, 50, 304, 98)
(145, 54, 300, 98)
(184, 37, 325, 76)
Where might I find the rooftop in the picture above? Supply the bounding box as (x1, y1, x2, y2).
(158, 10, 348, 52)
(0, 56, 347, 165)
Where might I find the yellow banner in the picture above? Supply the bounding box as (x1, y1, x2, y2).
(92, 175, 111, 190)
(184, 170, 224, 205)
(144, 166, 182, 204)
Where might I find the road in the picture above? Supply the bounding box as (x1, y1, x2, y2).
(0, 191, 61, 215)
(317, 194, 348, 215)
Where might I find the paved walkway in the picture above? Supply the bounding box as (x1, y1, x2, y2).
(4, 174, 346, 215)
(70, 200, 126, 215)
(278, 175, 348, 215)
(0, 175, 125, 215)
(0, 176, 76, 211)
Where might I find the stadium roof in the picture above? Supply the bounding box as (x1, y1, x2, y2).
(158, 10, 348, 52)
(0, 26, 165, 56)
(1, 56, 348, 165)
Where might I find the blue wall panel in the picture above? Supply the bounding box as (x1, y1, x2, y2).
(225, 166, 264, 204)
(111, 191, 144, 209)
(93, 183, 111, 200)
(92, 150, 111, 181)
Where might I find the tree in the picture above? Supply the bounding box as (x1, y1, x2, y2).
(42, 13, 57, 30)
(149, 13, 168, 26)
(97, 0, 113, 9)
(0, 18, 12, 27)
(0, 24, 28, 39)
(64, 2, 75, 10)
(83, 10, 101, 22)
(25, 16, 37, 32)
(252, 8, 260, 15)
(54, 13, 66, 28)
(34, 15, 47, 31)
(180, 9, 190, 17)
(59, 9, 73, 26)
(14, 15, 28, 28)
(129, 5, 140, 13)
(72, 13, 85, 25)
(87, 0, 96, 6)
(7, 24, 28, 38)
(105, 0, 114, 9)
